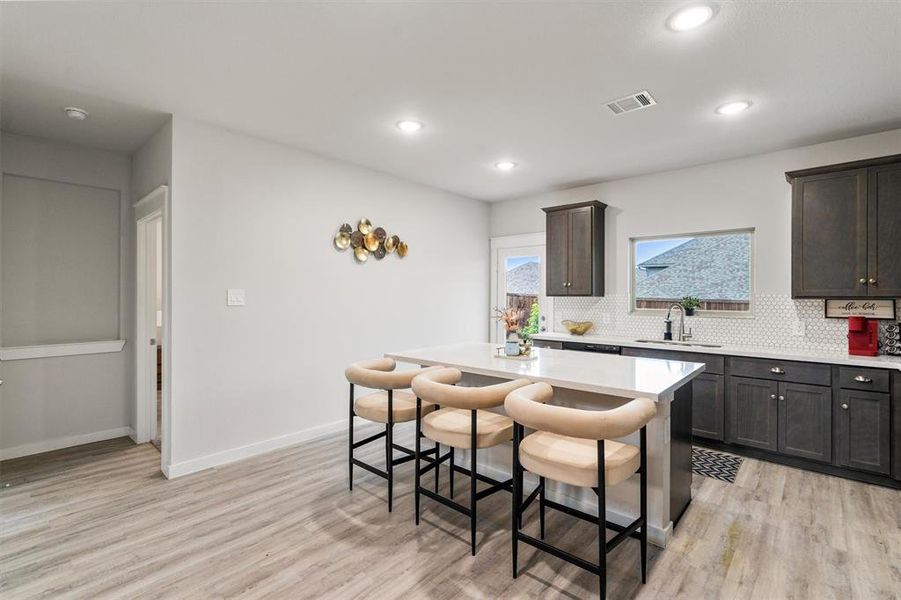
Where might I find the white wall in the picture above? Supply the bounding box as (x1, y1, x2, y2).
(0, 133, 133, 458)
(166, 117, 489, 474)
(489, 128, 901, 349)
(132, 119, 172, 201)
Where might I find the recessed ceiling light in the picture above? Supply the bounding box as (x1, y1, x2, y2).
(63, 106, 89, 121)
(495, 161, 518, 171)
(667, 4, 714, 31)
(396, 120, 424, 133)
(715, 100, 752, 115)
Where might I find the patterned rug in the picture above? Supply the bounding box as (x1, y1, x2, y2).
(692, 447, 743, 483)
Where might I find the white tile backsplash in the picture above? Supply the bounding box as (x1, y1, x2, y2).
(553, 294, 899, 353)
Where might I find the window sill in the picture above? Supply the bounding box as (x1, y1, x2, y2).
(630, 309, 755, 319)
(0, 340, 126, 361)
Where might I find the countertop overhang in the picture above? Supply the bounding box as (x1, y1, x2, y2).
(385, 342, 705, 401)
(533, 332, 901, 371)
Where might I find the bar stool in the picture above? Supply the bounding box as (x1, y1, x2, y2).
(345, 358, 443, 512)
(505, 382, 655, 599)
(411, 367, 530, 555)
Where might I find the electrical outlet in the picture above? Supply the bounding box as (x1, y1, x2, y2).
(791, 320, 806, 337)
(227, 289, 246, 307)
(601, 313, 611, 325)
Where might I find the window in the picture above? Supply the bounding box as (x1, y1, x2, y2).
(631, 229, 753, 314)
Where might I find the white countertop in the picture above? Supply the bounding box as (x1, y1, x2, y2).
(385, 342, 705, 401)
(532, 331, 901, 371)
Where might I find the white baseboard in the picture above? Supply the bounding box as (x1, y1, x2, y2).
(127, 427, 138, 443)
(0, 427, 133, 461)
(165, 418, 348, 479)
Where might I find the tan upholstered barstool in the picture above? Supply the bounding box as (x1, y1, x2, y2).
(411, 368, 530, 555)
(505, 383, 655, 599)
(345, 358, 443, 512)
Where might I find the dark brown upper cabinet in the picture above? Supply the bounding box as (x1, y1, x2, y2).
(542, 201, 606, 296)
(786, 154, 901, 298)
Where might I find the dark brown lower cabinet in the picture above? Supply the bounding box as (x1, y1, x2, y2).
(691, 373, 724, 441)
(726, 376, 778, 451)
(835, 388, 891, 475)
(777, 382, 831, 463)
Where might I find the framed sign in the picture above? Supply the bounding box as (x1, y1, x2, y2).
(824, 299, 896, 319)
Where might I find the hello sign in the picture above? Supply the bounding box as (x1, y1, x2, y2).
(824, 299, 896, 319)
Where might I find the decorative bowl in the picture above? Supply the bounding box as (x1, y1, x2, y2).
(562, 320, 593, 335)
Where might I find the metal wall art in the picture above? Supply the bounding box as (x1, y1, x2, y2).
(334, 218, 408, 262)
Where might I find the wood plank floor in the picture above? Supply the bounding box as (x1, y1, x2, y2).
(2, 428, 900, 599)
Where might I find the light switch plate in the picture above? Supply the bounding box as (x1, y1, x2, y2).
(227, 288, 246, 306)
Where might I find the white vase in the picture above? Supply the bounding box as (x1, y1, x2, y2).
(505, 340, 521, 356)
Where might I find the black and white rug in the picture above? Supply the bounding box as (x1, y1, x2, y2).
(692, 447, 743, 483)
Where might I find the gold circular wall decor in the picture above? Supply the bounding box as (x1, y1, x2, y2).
(363, 232, 380, 252)
(334, 231, 351, 250)
(334, 221, 407, 263)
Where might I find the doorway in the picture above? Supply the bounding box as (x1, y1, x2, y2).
(489, 233, 550, 344)
(134, 185, 170, 472)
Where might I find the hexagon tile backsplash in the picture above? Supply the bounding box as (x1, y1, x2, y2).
(552, 294, 900, 353)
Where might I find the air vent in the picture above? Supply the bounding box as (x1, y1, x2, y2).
(606, 90, 657, 115)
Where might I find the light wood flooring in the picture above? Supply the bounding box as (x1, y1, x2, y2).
(1, 426, 900, 599)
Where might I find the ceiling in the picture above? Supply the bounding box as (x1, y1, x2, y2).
(2, 2, 900, 201)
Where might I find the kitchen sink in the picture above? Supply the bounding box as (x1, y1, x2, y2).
(633, 339, 723, 348)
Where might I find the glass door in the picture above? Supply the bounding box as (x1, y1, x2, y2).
(495, 245, 549, 343)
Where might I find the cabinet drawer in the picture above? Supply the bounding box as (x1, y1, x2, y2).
(727, 356, 831, 386)
(838, 367, 890, 392)
(622, 347, 724, 375)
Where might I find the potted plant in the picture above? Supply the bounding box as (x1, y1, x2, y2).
(680, 296, 701, 316)
(495, 307, 522, 356)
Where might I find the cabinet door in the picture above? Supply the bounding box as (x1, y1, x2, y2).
(545, 210, 569, 296)
(867, 162, 901, 297)
(791, 169, 868, 297)
(691, 373, 724, 441)
(835, 389, 890, 475)
(567, 207, 593, 295)
(726, 376, 778, 451)
(777, 382, 831, 463)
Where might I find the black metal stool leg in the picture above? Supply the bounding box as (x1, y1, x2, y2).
(386, 390, 394, 513)
(512, 422, 522, 578)
(539, 476, 546, 540)
(449, 447, 455, 498)
(469, 408, 478, 556)
(640, 426, 648, 584)
(434, 442, 440, 492)
(415, 397, 422, 525)
(597, 440, 607, 600)
(348, 383, 354, 491)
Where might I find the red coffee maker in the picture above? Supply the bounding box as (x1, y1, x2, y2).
(848, 316, 879, 356)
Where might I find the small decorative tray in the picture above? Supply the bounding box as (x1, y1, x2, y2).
(494, 347, 539, 361)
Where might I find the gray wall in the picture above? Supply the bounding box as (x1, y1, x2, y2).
(0, 133, 133, 457)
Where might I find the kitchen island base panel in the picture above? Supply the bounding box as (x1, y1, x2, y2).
(451, 373, 691, 548)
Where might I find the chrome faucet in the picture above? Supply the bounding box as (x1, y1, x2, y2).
(664, 304, 693, 342)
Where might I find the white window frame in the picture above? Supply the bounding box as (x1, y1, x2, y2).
(629, 227, 756, 318)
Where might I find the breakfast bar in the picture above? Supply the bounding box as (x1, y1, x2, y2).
(386, 342, 705, 547)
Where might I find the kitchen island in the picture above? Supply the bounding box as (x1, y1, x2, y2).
(385, 342, 705, 547)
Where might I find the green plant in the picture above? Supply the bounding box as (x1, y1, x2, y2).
(680, 296, 701, 310)
(517, 301, 541, 342)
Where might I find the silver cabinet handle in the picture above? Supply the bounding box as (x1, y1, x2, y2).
(0, 379, 3, 386)
(868, 278, 877, 285)
(770, 394, 777, 399)
(859, 278, 867, 284)
(778, 395, 785, 401)
(841, 403, 849, 410)
(770, 367, 785, 374)
(853, 375, 873, 383)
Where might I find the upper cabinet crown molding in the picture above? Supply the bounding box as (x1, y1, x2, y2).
(788, 155, 901, 299)
(542, 200, 606, 297)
